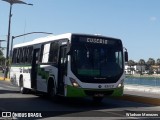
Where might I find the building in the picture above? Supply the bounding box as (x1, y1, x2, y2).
(125, 64, 146, 75)
(151, 65, 160, 74)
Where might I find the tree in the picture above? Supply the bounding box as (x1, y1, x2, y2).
(156, 58, 160, 66)
(146, 58, 155, 74)
(0, 50, 3, 56)
(0, 50, 5, 66)
(138, 59, 146, 75)
(156, 58, 160, 74)
(147, 58, 155, 66)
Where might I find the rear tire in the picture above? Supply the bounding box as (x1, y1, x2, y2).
(19, 77, 29, 94)
(48, 80, 56, 99)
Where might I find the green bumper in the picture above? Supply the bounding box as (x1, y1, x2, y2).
(66, 85, 123, 97)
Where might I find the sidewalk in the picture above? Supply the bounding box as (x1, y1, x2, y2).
(0, 72, 10, 81)
(123, 84, 160, 105)
(124, 84, 160, 95)
(127, 74, 160, 78)
(0, 77, 10, 81)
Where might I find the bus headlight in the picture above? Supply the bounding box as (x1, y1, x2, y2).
(70, 78, 80, 88)
(118, 83, 122, 88)
(118, 79, 124, 88)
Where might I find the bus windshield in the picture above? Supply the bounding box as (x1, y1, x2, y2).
(71, 36, 123, 79)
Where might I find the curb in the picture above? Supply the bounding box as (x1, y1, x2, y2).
(121, 94, 160, 106)
(124, 85, 160, 94)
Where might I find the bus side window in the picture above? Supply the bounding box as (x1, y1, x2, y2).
(24, 47, 27, 63)
(28, 46, 33, 63)
(49, 41, 59, 65)
(25, 47, 29, 63)
(16, 48, 20, 63)
(39, 44, 44, 63)
(35, 50, 40, 63)
(22, 47, 26, 63)
(12, 48, 17, 63)
(42, 43, 50, 63)
(19, 48, 23, 63)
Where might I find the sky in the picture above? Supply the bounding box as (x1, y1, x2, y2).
(0, 0, 160, 62)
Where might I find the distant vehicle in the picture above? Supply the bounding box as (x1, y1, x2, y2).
(10, 33, 128, 102)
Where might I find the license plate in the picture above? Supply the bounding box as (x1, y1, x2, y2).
(94, 94, 104, 97)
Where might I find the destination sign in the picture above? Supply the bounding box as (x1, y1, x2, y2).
(79, 37, 115, 45)
(87, 38, 108, 44)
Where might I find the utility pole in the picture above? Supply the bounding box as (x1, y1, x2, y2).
(1, 0, 33, 78)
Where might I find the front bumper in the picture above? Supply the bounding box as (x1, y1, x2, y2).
(66, 85, 123, 97)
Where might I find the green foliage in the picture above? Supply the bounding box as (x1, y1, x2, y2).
(127, 60, 136, 67)
(156, 58, 160, 65)
(0, 50, 5, 66)
(0, 50, 3, 56)
(138, 59, 145, 65)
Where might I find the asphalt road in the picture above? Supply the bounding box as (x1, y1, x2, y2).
(0, 80, 160, 120)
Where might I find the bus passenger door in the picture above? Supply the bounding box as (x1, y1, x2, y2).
(31, 48, 40, 89)
(58, 45, 67, 95)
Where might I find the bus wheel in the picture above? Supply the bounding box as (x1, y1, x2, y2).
(19, 77, 29, 94)
(92, 97, 103, 103)
(48, 81, 56, 99)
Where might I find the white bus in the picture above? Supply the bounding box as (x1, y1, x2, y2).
(10, 33, 128, 102)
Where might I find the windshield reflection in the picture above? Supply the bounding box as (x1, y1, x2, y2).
(71, 44, 123, 78)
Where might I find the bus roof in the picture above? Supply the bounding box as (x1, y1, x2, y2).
(13, 33, 72, 48)
(13, 33, 121, 48)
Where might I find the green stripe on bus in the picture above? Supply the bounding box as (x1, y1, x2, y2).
(66, 85, 86, 97)
(37, 66, 49, 80)
(66, 85, 123, 97)
(111, 87, 123, 96)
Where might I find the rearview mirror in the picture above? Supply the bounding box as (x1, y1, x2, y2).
(125, 51, 128, 62)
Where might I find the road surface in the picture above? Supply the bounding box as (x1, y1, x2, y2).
(0, 80, 160, 120)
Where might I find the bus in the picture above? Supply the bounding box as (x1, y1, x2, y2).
(10, 33, 128, 102)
